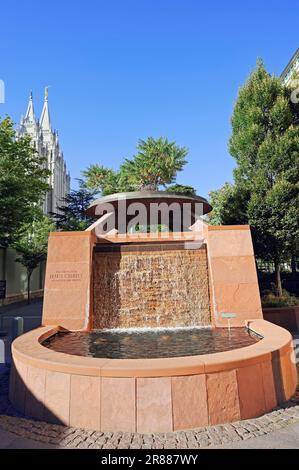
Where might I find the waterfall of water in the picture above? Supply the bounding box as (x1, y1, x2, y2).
(93, 246, 211, 329)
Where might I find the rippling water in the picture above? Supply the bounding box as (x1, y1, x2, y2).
(42, 327, 261, 359)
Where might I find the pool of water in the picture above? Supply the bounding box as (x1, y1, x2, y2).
(42, 327, 261, 359)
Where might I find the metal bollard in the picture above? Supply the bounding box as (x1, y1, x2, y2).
(0, 339, 4, 364)
(11, 316, 24, 341)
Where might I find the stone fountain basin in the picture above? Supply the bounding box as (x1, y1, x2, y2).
(9, 319, 297, 433)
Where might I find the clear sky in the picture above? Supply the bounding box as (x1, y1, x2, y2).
(0, 0, 298, 198)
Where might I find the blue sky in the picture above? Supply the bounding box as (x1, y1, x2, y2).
(0, 0, 298, 198)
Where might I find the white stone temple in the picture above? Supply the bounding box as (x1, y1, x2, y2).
(18, 87, 71, 215)
(281, 47, 299, 85)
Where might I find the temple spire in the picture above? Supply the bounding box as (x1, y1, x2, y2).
(24, 91, 36, 123)
(40, 86, 51, 131)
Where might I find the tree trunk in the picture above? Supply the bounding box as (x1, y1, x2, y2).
(1, 247, 6, 281)
(274, 260, 283, 297)
(1, 247, 7, 307)
(27, 270, 32, 304)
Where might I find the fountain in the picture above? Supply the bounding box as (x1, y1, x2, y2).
(9, 191, 297, 433)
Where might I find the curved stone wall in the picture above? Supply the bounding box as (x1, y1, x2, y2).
(263, 306, 299, 332)
(9, 320, 297, 433)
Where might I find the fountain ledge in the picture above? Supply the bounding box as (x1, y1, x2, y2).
(9, 319, 297, 433)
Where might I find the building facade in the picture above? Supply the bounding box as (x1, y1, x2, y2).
(281, 48, 299, 85)
(18, 88, 70, 215)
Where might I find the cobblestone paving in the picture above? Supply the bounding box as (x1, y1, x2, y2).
(1, 367, 299, 449)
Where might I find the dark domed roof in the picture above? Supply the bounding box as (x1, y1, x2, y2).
(86, 190, 212, 218)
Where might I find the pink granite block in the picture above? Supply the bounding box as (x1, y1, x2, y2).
(101, 377, 135, 432)
(172, 375, 208, 430)
(280, 350, 297, 401)
(13, 359, 28, 414)
(44, 370, 71, 425)
(237, 363, 266, 419)
(261, 361, 277, 412)
(210, 256, 258, 284)
(208, 229, 254, 258)
(137, 377, 172, 433)
(207, 370, 240, 425)
(70, 375, 101, 430)
(25, 365, 46, 420)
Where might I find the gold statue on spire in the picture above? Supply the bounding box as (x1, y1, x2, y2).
(45, 86, 49, 100)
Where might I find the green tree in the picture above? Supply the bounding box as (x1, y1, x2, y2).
(13, 214, 54, 303)
(83, 137, 188, 194)
(212, 61, 299, 296)
(208, 183, 249, 226)
(229, 61, 299, 187)
(247, 181, 299, 295)
(51, 180, 95, 231)
(0, 117, 50, 247)
(81, 165, 123, 196)
(165, 184, 197, 196)
(121, 137, 188, 191)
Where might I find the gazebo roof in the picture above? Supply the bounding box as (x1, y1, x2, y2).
(86, 190, 212, 218)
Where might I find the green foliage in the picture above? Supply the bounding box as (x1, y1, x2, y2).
(208, 183, 250, 225)
(123, 137, 188, 190)
(13, 213, 54, 271)
(165, 184, 196, 196)
(13, 213, 54, 302)
(229, 60, 299, 189)
(0, 117, 50, 247)
(262, 290, 299, 308)
(50, 179, 95, 231)
(82, 137, 188, 194)
(209, 61, 299, 294)
(248, 180, 299, 263)
(82, 165, 123, 196)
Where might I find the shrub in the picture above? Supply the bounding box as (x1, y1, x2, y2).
(262, 289, 299, 308)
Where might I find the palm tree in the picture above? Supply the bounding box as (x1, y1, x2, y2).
(121, 137, 188, 191)
(83, 137, 189, 195)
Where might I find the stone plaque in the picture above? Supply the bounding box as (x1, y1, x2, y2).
(49, 270, 83, 283)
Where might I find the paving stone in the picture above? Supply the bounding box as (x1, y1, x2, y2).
(130, 434, 143, 449)
(152, 434, 167, 449)
(141, 444, 153, 449)
(206, 428, 223, 445)
(185, 431, 199, 448)
(158, 433, 177, 449)
(195, 438, 210, 448)
(252, 429, 266, 437)
(77, 441, 90, 449)
(240, 423, 259, 432)
(175, 433, 188, 448)
(222, 425, 242, 442)
(117, 433, 133, 449)
(151, 442, 164, 449)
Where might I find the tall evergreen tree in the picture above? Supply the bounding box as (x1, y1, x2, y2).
(210, 61, 299, 295)
(50, 180, 95, 231)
